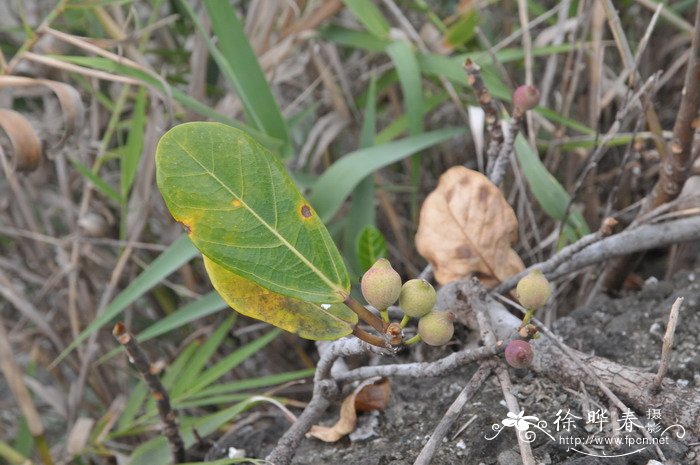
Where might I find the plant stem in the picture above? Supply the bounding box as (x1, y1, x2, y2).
(352, 326, 386, 347)
(522, 308, 535, 325)
(404, 334, 422, 346)
(344, 296, 385, 333)
(399, 315, 410, 328)
(380, 308, 389, 323)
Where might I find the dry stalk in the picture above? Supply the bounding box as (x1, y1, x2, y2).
(112, 322, 186, 463)
(651, 297, 684, 394)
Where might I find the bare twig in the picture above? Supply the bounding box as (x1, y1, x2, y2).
(413, 363, 494, 465)
(646, 3, 700, 209)
(112, 323, 185, 464)
(651, 297, 684, 394)
(489, 107, 525, 186)
(493, 217, 617, 295)
(464, 59, 503, 173)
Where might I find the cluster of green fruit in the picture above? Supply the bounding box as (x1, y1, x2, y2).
(504, 270, 551, 369)
(360, 259, 454, 346)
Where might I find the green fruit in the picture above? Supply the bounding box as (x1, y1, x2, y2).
(516, 270, 551, 310)
(417, 311, 455, 346)
(360, 258, 402, 310)
(399, 279, 436, 317)
(504, 340, 534, 368)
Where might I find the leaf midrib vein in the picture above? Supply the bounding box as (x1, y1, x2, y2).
(173, 138, 341, 296)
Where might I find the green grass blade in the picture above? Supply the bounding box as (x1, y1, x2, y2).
(50, 55, 283, 151)
(343, 0, 390, 38)
(184, 0, 291, 156)
(68, 157, 121, 203)
(309, 128, 462, 222)
(513, 134, 589, 240)
(386, 40, 424, 137)
(190, 368, 314, 398)
(179, 329, 280, 398)
(318, 24, 389, 51)
(136, 291, 227, 342)
(54, 235, 198, 364)
(121, 86, 147, 199)
(171, 315, 236, 397)
(344, 74, 378, 273)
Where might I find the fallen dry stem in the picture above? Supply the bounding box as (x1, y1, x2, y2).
(412, 362, 494, 465)
(112, 323, 185, 463)
(651, 297, 684, 394)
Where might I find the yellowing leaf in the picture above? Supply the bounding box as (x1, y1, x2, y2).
(156, 122, 350, 303)
(204, 257, 357, 340)
(415, 166, 524, 285)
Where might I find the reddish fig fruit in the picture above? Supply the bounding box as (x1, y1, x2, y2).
(505, 339, 534, 368)
(417, 311, 455, 346)
(361, 258, 402, 310)
(516, 269, 551, 310)
(399, 279, 436, 317)
(513, 85, 540, 111)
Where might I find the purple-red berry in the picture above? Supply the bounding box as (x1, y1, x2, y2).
(418, 311, 455, 346)
(361, 258, 402, 310)
(513, 85, 540, 111)
(505, 339, 534, 368)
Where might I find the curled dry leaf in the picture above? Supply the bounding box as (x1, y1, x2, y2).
(416, 166, 524, 286)
(306, 378, 390, 442)
(0, 76, 85, 149)
(0, 109, 43, 172)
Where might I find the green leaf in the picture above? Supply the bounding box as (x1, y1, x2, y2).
(308, 128, 462, 222)
(513, 134, 589, 240)
(156, 122, 350, 303)
(355, 225, 387, 273)
(55, 235, 198, 365)
(204, 258, 357, 340)
(343, 0, 390, 38)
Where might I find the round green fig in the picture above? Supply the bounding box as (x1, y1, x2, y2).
(360, 258, 402, 310)
(399, 279, 436, 317)
(516, 269, 551, 310)
(417, 310, 455, 346)
(504, 339, 534, 368)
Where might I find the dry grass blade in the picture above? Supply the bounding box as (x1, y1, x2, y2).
(0, 109, 42, 172)
(0, 315, 53, 465)
(0, 76, 85, 149)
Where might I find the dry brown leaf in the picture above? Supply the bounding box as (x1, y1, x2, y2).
(354, 378, 390, 412)
(306, 378, 388, 442)
(416, 166, 524, 285)
(0, 76, 85, 149)
(0, 109, 43, 172)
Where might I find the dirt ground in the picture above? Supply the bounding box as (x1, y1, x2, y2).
(207, 268, 700, 465)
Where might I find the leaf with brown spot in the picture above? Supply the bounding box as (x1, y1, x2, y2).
(415, 166, 524, 285)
